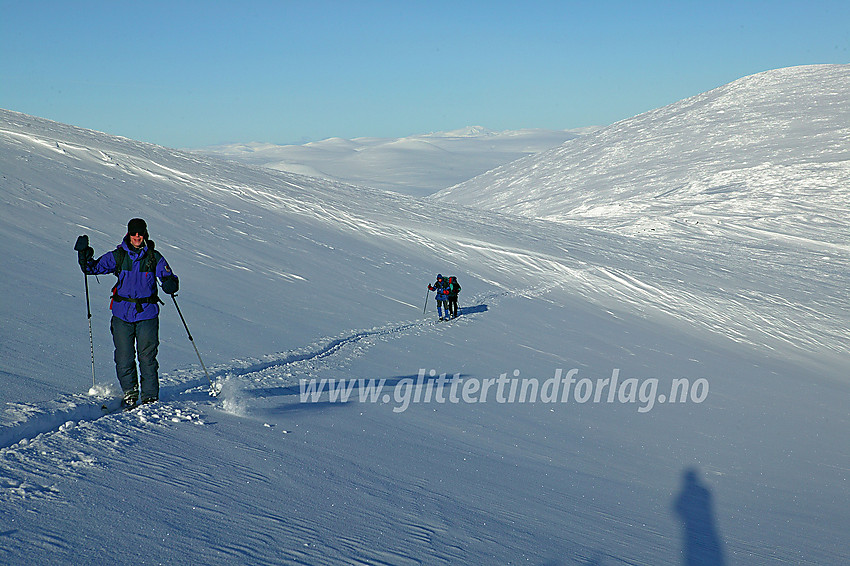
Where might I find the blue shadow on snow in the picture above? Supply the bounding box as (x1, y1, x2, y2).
(458, 303, 488, 315)
(673, 467, 726, 566)
(249, 373, 472, 401)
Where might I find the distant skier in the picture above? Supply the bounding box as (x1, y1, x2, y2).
(428, 274, 451, 321)
(77, 218, 179, 409)
(447, 276, 461, 318)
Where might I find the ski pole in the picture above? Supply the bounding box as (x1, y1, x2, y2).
(170, 294, 215, 394)
(75, 235, 96, 388)
(423, 288, 431, 314)
(83, 273, 96, 388)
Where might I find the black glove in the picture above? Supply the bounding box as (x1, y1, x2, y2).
(78, 249, 94, 272)
(161, 275, 179, 295)
(75, 235, 94, 273)
(73, 235, 89, 252)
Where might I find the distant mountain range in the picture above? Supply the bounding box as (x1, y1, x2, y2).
(194, 126, 596, 196)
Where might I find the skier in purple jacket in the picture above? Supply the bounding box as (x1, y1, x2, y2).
(428, 274, 451, 321)
(77, 218, 178, 409)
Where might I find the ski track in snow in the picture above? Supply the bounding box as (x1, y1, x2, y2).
(0, 287, 522, 502)
(2, 223, 846, 502)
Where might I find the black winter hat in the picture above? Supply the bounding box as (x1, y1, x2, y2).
(127, 218, 148, 239)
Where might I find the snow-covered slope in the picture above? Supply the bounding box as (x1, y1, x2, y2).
(1, 110, 568, 406)
(195, 126, 584, 197)
(435, 64, 850, 242)
(1, 69, 849, 566)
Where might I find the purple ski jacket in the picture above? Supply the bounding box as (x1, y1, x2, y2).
(85, 238, 176, 323)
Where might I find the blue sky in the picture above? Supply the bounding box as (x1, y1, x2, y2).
(2, 1, 848, 148)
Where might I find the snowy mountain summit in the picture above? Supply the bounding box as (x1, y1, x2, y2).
(435, 64, 850, 240)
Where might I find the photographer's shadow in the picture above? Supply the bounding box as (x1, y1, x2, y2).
(673, 467, 726, 566)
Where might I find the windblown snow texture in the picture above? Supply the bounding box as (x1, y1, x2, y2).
(1, 65, 848, 565)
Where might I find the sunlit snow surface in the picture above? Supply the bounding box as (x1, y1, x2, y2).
(195, 125, 584, 197)
(1, 65, 848, 565)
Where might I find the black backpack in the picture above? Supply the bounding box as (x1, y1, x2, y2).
(111, 240, 162, 275)
(110, 241, 163, 311)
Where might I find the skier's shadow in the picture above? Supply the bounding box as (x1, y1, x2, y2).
(673, 467, 726, 566)
(248, 374, 421, 400)
(249, 373, 471, 402)
(458, 303, 488, 315)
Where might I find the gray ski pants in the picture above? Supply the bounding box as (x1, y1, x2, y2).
(111, 315, 159, 401)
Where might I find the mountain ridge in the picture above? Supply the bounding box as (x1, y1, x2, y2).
(433, 64, 850, 242)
